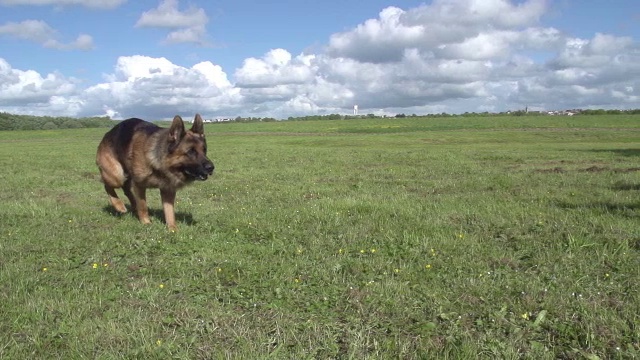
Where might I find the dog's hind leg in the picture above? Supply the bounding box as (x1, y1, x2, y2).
(122, 178, 137, 213)
(104, 184, 127, 214)
(97, 151, 128, 214)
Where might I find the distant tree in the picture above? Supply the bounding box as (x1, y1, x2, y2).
(61, 120, 83, 129)
(0, 117, 12, 131)
(42, 122, 58, 130)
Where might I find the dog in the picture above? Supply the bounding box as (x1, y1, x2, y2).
(96, 114, 214, 230)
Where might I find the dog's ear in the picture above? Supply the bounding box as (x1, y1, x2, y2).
(169, 115, 186, 142)
(190, 114, 205, 135)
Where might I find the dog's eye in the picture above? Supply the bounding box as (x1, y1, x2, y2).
(188, 148, 197, 157)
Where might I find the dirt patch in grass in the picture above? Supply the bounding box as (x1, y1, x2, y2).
(615, 167, 640, 173)
(533, 166, 640, 173)
(534, 167, 566, 173)
(583, 166, 609, 172)
(582, 166, 640, 173)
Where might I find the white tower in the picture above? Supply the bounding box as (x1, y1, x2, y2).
(353, 105, 358, 116)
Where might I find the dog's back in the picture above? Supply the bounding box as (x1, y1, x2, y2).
(97, 118, 160, 172)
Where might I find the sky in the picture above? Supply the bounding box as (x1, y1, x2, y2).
(0, 0, 638, 120)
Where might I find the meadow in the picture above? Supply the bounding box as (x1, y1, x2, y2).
(0, 115, 638, 359)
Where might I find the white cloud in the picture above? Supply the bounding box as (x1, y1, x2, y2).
(135, 0, 209, 46)
(136, 0, 206, 28)
(0, 20, 54, 42)
(44, 33, 94, 50)
(436, 31, 519, 60)
(0, 20, 94, 50)
(0, 58, 79, 113)
(327, 0, 548, 63)
(164, 25, 206, 44)
(0, 0, 126, 9)
(327, 6, 425, 63)
(78, 55, 241, 119)
(0, 55, 242, 119)
(316, 0, 638, 114)
(235, 49, 316, 88)
(0, 0, 638, 119)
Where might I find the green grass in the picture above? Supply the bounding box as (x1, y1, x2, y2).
(0, 115, 639, 359)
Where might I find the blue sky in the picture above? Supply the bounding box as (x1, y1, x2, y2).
(0, 0, 638, 119)
(0, 0, 428, 82)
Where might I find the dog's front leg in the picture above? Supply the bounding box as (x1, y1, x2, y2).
(160, 189, 177, 231)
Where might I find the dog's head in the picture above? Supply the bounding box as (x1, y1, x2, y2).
(167, 114, 215, 181)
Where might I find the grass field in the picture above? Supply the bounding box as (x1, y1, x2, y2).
(0, 115, 638, 359)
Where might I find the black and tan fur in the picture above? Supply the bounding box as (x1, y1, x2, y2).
(96, 114, 214, 230)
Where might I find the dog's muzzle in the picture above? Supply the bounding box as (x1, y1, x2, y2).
(198, 161, 215, 180)
(184, 161, 214, 181)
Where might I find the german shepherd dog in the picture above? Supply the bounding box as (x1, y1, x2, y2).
(96, 114, 214, 230)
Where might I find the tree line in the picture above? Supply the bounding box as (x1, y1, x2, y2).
(1, 108, 639, 131)
(274, 108, 640, 121)
(0, 112, 115, 131)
